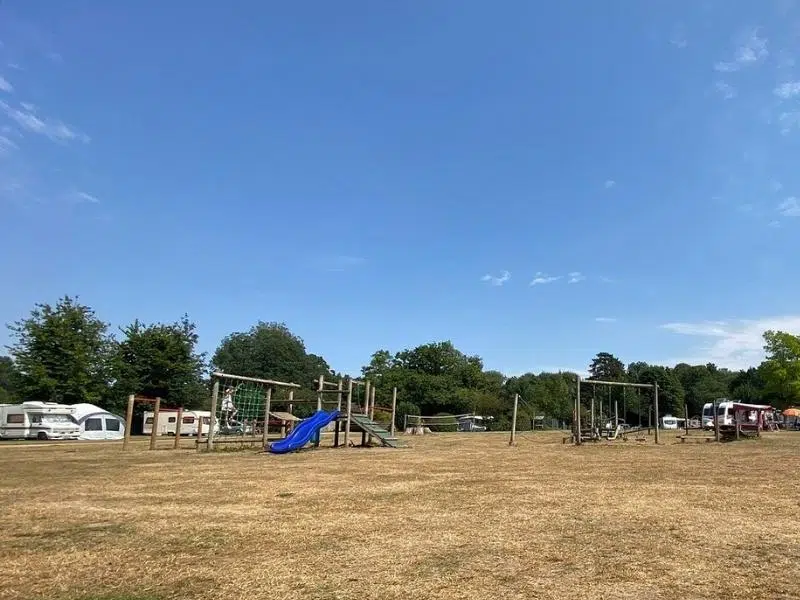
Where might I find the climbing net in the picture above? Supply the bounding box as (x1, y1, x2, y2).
(208, 372, 301, 448)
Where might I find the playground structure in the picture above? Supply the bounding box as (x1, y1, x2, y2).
(570, 377, 659, 445)
(200, 372, 405, 453)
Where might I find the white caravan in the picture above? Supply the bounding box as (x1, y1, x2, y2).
(143, 409, 214, 436)
(69, 403, 126, 440)
(660, 415, 685, 430)
(0, 402, 81, 440)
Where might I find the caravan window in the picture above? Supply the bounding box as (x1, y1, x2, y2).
(167, 416, 176, 423)
(202, 417, 211, 425)
(105, 418, 121, 431)
(85, 418, 103, 431)
(145, 417, 154, 424)
(182, 416, 195, 424)
(42, 414, 73, 424)
(717, 405, 728, 416)
(6, 414, 23, 424)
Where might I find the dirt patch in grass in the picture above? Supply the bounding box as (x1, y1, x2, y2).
(0, 432, 798, 599)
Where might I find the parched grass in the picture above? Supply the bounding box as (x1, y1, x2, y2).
(0, 432, 799, 600)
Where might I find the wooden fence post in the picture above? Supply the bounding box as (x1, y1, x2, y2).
(149, 397, 161, 451)
(390, 387, 397, 437)
(207, 380, 219, 452)
(123, 394, 134, 451)
(509, 393, 519, 446)
(262, 386, 273, 448)
(173, 407, 183, 450)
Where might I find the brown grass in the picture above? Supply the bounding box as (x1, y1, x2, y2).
(0, 432, 798, 600)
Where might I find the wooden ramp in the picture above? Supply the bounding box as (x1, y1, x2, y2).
(348, 413, 407, 448)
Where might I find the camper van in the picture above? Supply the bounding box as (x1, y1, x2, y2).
(702, 401, 767, 429)
(143, 410, 214, 436)
(0, 402, 81, 440)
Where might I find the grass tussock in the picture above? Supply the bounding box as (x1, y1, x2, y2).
(0, 432, 798, 600)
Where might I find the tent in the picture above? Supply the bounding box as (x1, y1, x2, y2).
(69, 403, 126, 440)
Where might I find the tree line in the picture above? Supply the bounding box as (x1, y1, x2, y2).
(1, 296, 798, 429)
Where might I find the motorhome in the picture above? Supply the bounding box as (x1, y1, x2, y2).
(0, 401, 81, 440)
(143, 409, 214, 436)
(702, 401, 770, 430)
(69, 403, 126, 440)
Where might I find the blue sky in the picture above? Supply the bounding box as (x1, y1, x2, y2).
(2, 1, 800, 377)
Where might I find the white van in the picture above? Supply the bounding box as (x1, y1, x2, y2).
(0, 401, 81, 440)
(143, 409, 214, 436)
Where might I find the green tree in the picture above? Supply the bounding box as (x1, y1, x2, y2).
(111, 315, 207, 410)
(212, 321, 332, 389)
(588, 352, 626, 381)
(0, 356, 20, 403)
(7, 296, 114, 404)
(759, 330, 800, 408)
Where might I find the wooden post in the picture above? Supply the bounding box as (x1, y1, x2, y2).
(369, 386, 376, 419)
(173, 407, 183, 450)
(207, 380, 219, 452)
(590, 395, 595, 436)
(735, 409, 740, 440)
(509, 393, 519, 446)
(390, 387, 398, 437)
(317, 375, 324, 412)
(653, 383, 660, 444)
(713, 399, 720, 442)
(123, 394, 135, 451)
(614, 401, 619, 427)
(575, 376, 582, 445)
(149, 397, 161, 451)
(344, 379, 353, 447)
(337, 379, 343, 411)
(363, 380, 371, 414)
(262, 386, 273, 448)
(684, 404, 690, 435)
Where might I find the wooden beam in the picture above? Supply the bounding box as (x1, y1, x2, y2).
(211, 372, 301, 388)
(262, 386, 273, 448)
(579, 378, 655, 389)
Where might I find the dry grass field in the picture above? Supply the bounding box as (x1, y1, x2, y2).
(0, 431, 798, 600)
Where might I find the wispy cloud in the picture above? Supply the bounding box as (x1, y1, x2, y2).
(567, 271, 586, 284)
(0, 101, 89, 143)
(778, 197, 800, 217)
(714, 29, 768, 72)
(0, 77, 13, 93)
(661, 316, 800, 370)
(481, 270, 511, 287)
(530, 272, 561, 286)
(72, 191, 100, 204)
(604, 179, 616, 189)
(774, 81, 800, 99)
(714, 81, 737, 99)
(595, 317, 617, 323)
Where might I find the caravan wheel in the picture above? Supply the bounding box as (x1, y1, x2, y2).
(37, 432, 48, 441)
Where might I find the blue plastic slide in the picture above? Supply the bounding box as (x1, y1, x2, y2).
(268, 410, 339, 454)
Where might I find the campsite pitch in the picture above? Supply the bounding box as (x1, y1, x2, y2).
(0, 432, 798, 600)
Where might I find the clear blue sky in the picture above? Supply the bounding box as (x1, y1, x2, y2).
(2, 1, 800, 376)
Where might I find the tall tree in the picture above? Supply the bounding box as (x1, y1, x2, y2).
(759, 330, 800, 408)
(588, 352, 626, 381)
(0, 356, 20, 403)
(7, 296, 114, 404)
(212, 321, 332, 388)
(111, 316, 207, 410)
